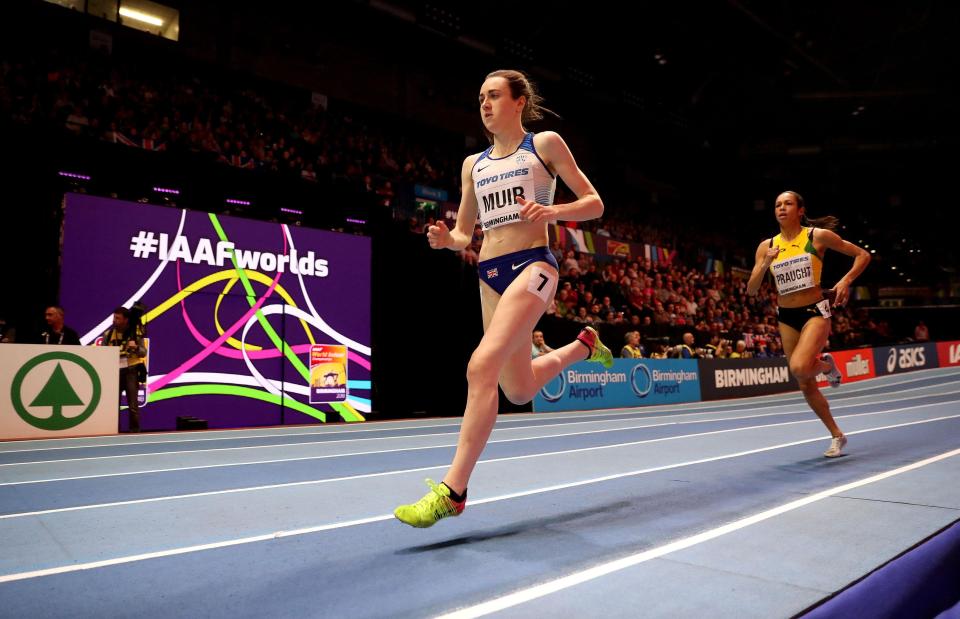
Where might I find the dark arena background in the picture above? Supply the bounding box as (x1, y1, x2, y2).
(1, 2, 959, 617)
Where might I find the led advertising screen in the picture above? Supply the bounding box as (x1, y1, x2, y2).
(60, 194, 371, 430)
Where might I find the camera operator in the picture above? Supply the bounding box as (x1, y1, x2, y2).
(703, 334, 722, 358)
(101, 306, 147, 432)
(647, 337, 669, 359)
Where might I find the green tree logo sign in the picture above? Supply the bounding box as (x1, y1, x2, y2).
(11, 352, 101, 431)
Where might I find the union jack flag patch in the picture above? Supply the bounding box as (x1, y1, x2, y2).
(486, 267, 499, 278)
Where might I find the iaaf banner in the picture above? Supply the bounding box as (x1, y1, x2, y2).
(872, 342, 939, 376)
(698, 357, 798, 400)
(936, 341, 960, 368)
(533, 358, 700, 412)
(60, 194, 371, 430)
(817, 348, 877, 387)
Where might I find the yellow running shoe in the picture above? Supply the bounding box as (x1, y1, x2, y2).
(394, 479, 466, 528)
(577, 326, 613, 368)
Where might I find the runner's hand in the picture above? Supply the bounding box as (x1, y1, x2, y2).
(518, 196, 558, 223)
(427, 220, 453, 249)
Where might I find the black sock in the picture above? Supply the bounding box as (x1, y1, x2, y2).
(442, 483, 467, 502)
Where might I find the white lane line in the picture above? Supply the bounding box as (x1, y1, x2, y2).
(0, 403, 868, 486)
(3, 388, 957, 470)
(1, 414, 958, 584)
(435, 446, 960, 619)
(2, 407, 958, 521)
(2, 369, 955, 454)
(3, 393, 958, 487)
(0, 382, 960, 487)
(3, 388, 959, 486)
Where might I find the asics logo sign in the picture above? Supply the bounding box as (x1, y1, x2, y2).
(887, 346, 926, 373)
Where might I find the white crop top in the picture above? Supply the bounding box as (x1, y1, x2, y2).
(471, 133, 556, 231)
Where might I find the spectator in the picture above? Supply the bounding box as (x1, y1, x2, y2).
(914, 320, 930, 342)
(730, 340, 749, 359)
(39, 306, 80, 345)
(531, 330, 554, 358)
(676, 332, 700, 359)
(573, 306, 592, 324)
(621, 331, 644, 358)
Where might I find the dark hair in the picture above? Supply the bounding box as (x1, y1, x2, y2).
(113, 306, 130, 319)
(482, 70, 559, 140)
(782, 190, 839, 231)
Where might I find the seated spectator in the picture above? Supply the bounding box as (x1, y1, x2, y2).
(531, 330, 554, 358)
(729, 340, 750, 359)
(621, 331, 644, 358)
(573, 306, 593, 324)
(676, 332, 700, 359)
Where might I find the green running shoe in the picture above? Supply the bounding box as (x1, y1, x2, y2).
(577, 326, 613, 368)
(394, 479, 466, 528)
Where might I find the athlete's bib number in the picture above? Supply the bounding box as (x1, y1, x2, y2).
(815, 299, 831, 319)
(527, 266, 555, 303)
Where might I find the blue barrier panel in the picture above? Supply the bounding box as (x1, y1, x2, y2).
(533, 358, 700, 413)
(873, 342, 939, 376)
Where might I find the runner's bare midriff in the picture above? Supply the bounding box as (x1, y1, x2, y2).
(478, 220, 549, 262)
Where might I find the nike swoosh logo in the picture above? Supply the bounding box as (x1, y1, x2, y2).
(512, 260, 531, 271)
(478, 165, 491, 173)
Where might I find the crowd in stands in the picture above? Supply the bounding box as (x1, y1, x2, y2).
(0, 49, 458, 205)
(541, 247, 896, 357)
(2, 45, 896, 356)
(433, 214, 894, 358)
